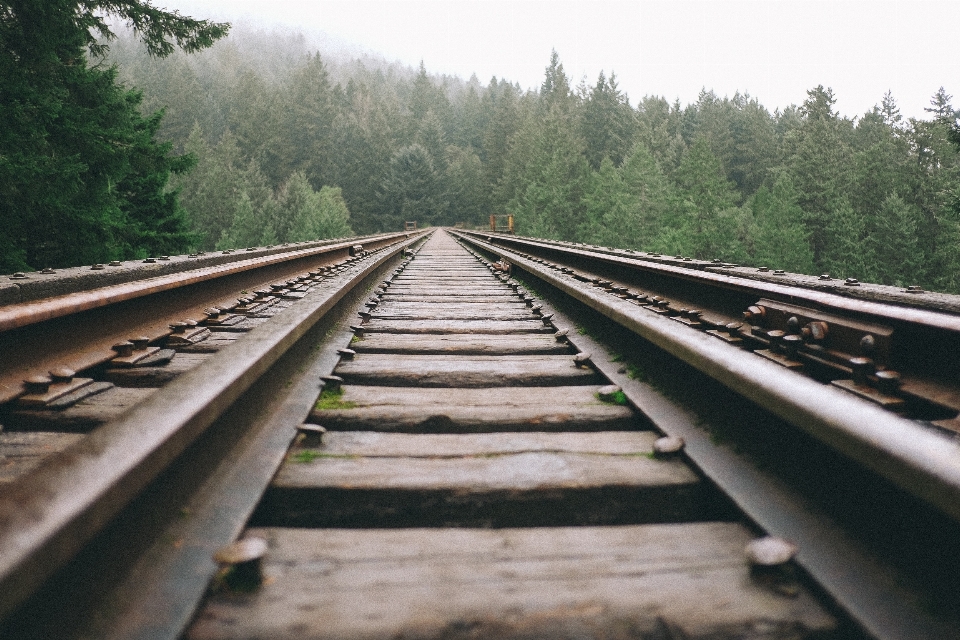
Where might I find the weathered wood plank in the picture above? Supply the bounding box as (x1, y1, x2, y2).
(369, 306, 533, 321)
(382, 287, 512, 297)
(374, 301, 530, 311)
(358, 319, 554, 334)
(0, 432, 84, 483)
(297, 430, 655, 456)
(255, 431, 708, 527)
(4, 386, 156, 432)
(310, 385, 636, 431)
(350, 333, 569, 355)
(102, 352, 211, 387)
(334, 354, 599, 387)
(378, 294, 520, 303)
(188, 523, 835, 640)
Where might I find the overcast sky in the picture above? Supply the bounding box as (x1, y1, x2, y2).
(162, 0, 959, 120)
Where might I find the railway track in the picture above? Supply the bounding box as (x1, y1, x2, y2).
(1, 228, 959, 639)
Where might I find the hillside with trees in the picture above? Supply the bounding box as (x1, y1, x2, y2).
(5, 18, 960, 293)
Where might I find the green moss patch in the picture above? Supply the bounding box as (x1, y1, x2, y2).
(314, 387, 357, 411)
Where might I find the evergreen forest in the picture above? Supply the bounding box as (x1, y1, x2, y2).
(5, 12, 960, 293)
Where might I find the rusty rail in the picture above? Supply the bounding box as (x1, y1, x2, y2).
(0, 231, 429, 624)
(455, 230, 960, 521)
(0, 232, 415, 404)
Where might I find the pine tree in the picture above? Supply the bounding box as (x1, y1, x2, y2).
(444, 146, 487, 226)
(868, 193, 923, 286)
(785, 86, 855, 269)
(670, 137, 741, 259)
(746, 175, 815, 274)
(580, 71, 636, 169)
(821, 196, 874, 281)
(0, 0, 227, 271)
(380, 144, 444, 230)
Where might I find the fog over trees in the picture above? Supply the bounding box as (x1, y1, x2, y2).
(5, 17, 960, 293)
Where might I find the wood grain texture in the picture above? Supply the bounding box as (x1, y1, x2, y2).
(188, 523, 836, 640)
(357, 319, 555, 334)
(333, 354, 599, 387)
(256, 431, 709, 527)
(311, 385, 636, 432)
(350, 333, 570, 355)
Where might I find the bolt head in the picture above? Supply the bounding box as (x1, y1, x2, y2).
(653, 435, 685, 457)
(320, 375, 344, 390)
(49, 367, 75, 382)
(875, 369, 902, 394)
(573, 352, 592, 366)
(24, 374, 53, 393)
(746, 536, 797, 567)
(214, 536, 268, 566)
(297, 423, 328, 446)
(597, 385, 622, 401)
(112, 341, 134, 356)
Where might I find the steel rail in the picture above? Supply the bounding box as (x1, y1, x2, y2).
(0, 230, 429, 622)
(0, 233, 408, 332)
(468, 231, 960, 334)
(455, 232, 960, 523)
(0, 232, 412, 404)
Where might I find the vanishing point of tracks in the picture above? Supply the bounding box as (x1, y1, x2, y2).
(1, 228, 960, 639)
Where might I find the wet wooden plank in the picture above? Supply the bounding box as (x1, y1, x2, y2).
(334, 354, 599, 387)
(375, 301, 530, 311)
(4, 386, 156, 432)
(188, 522, 835, 640)
(350, 333, 569, 355)
(102, 353, 211, 387)
(391, 278, 504, 285)
(359, 319, 554, 335)
(0, 432, 84, 482)
(369, 306, 533, 321)
(311, 385, 636, 432)
(382, 287, 512, 297)
(255, 431, 707, 527)
(379, 294, 519, 303)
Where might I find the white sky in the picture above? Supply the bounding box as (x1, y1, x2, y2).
(161, 0, 960, 120)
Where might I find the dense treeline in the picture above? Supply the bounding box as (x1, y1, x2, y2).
(7, 18, 960, 294)
(106, 30, 960, 292)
